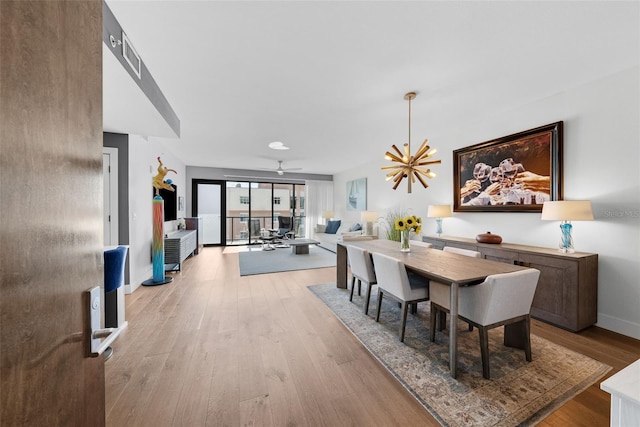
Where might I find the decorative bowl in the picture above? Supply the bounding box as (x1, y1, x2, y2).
(476, 232, 502, 244)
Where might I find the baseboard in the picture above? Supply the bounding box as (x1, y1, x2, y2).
(597, 313, 640, 340)
(125, 280, 141, 294)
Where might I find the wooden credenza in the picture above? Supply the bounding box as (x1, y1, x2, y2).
(422, 235, 598, 332)
(165, 230, 197, 271)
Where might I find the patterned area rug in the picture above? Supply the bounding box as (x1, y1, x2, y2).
(309, 283, 610, 427)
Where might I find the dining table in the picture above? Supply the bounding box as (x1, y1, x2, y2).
(336, 239, 528, 378)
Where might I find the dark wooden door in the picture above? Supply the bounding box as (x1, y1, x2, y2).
(1, 1, 105, 424)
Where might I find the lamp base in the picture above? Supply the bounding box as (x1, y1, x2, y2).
(558, 221, 574, 253)
(435, 218, 443, 236)
(558, 247, 575, 254)
(364, 221, 374, 236)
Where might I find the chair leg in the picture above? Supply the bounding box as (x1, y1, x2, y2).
(399, 301, 409, 342)
(349, 276, 356, 302)
(438, 311, 446, 331)
(410, 302, 417, 314)
(524, 316, 532, 362)
(363, 282, 372, 315)
(429, 303, 437, 342)
(478, 326, 491, 379)
(375, 290, 383, 322)
(357, 279, 362, 296)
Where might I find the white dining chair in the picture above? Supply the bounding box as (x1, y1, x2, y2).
(410, 240, 433, 248)
(371, 252, 430, 342)
(346, 245, 377, 315)
(442, 246, 480, 257)
(430, 268, 541, 379)
(430, 246, 481, 332)
(404, 240, 432, 313)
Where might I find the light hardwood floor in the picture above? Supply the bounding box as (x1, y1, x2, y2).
(106, 246, 640, 426)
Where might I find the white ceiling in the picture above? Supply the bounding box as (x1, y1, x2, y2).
(104, 1, 639, 176)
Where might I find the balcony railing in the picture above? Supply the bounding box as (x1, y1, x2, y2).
(226, 215, 306, 245)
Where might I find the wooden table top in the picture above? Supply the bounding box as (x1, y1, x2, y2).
(339, 239, 527, 285)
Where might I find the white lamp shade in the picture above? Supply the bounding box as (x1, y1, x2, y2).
(541, 201, 593, 221)
(427, 205, 452, 218)
(360, 211, 378, 222)
(322, 211, 334, 219)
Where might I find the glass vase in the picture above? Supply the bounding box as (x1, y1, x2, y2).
(400, 229, 411, 252)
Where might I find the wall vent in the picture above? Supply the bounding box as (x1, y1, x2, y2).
(122, 31, 141, 79)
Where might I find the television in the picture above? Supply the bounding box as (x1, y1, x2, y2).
(154, 184, 177, 221)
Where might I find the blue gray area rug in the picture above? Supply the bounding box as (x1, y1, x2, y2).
(309, 283, 611, 427)
(238, 246, 335, 276)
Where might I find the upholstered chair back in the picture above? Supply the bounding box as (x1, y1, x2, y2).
(346, 245, 376, 284)
(372, 252, 428, 302)
(442, 246, 481, 258)
(410, 240, 433, 248)
(459, 269, 541, 326)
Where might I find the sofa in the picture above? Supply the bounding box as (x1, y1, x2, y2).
(312, 220, 374, 253)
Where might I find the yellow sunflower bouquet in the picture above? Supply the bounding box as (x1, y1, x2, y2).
(395, 215, 422, 252)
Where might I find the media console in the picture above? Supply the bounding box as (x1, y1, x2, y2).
(165, 229, 197, 271)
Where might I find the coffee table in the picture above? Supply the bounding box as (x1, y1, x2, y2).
(285, 238, 320, 255)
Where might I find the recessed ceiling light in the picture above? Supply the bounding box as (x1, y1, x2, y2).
(268, 141, 290, 150)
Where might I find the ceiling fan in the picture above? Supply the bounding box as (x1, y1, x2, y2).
(259, 160, 302, 176)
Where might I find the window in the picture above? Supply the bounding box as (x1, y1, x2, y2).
(240, 195, 249, 204)
(273, 197, 281, 205)
(240, 213, 248, 223)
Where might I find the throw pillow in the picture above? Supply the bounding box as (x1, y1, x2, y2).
(325, 220, 341, 234)
(351, 223, 362, 232)
(315, 224, 327, 233)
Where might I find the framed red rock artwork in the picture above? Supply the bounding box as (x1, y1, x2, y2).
(453, 121, 563, 212)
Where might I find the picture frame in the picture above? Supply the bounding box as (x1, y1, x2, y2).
(453, 121, 563, 213)
(346, 177, 367, 211)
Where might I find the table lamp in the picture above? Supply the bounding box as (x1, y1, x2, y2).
(541, 200, 593, 253)
(322, 211, 334, 224)
(427, 205, 452, 236)
(360, 211, 378, 236)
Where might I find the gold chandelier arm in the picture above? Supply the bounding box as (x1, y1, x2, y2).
(393, 169, 407, 182)
(413, 139, 431, 159)
(414, 170, 429, 188)
(384, 169, 404, 179)
(384, 152, 404, 163)
(382, 165, 406, 172)
(415, 159, 442, 166)
(391, 144, 404, 158)
(383, 167, 404, 181)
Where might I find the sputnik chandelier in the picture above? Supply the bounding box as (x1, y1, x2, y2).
(381, 92, 441, 193)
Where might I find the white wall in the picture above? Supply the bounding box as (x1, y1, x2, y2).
(334, 67, 640, 339)
(126, 135, 186, 293)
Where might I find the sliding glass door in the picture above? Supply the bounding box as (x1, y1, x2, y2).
(225, 180, 305, 245)
(193, 179, 305, 246)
